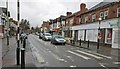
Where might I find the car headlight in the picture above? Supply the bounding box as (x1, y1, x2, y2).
(45, 37, 48, 39)
(55, 39, 60, 42)
(64, 39, 66, 42)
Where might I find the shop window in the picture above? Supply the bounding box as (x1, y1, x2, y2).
(106, 28, 112, 44)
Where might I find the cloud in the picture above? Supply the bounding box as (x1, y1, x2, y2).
(0, 0, 102, 27)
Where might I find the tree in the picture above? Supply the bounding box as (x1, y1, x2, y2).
(20, 19, 30, 32)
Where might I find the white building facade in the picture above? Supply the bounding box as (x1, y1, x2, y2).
(72, 18, 119, 49)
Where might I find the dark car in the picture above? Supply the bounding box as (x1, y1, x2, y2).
(51, 35, 66, 45)
(42, 33, 52, 41)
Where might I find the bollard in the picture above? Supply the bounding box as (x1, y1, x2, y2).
(97, 39, 99, 49)
(87, 40, 89, 49)
(21, 37, 23, 44)
(21, 48, 25, 69)
(79, 39, 81, 46)
(23, 38, 26, 48)
(16, 47, 20, 65)
(7, 35, 9, 45)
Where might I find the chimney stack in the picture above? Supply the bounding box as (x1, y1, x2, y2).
(66, 12, 72, 16)
(80, 3, 86, 11)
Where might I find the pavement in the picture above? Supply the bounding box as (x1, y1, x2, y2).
(2, 36, 37, 69)
(70, 41, 120, 62)
(0, 38, 2, 69)
(2, 38, 9, 59)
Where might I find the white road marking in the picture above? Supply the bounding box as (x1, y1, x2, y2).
(33, 51, 45, 63)
(87, 51, 112, 59)
(66, 56, 74, 62)
(99, 63, 108, 69)
(67, 50, 90, 60)
(58, 59, 67, 62)
(30, 42, 45, 64)
(70, 65, 76, 67)
(113, 62, 120, 65)
(55, 46, 58, 49)
(49, 51, 67, 62)
(76, 50, 103, 59)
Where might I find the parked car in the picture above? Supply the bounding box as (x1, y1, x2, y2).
(39, 33, 43, 39)
(51, 35, 66, 45)
(35, 32, 39, 36)
(42, 33, 52, 41)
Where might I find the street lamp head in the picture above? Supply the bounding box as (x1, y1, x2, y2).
(99, 18, 102, 21)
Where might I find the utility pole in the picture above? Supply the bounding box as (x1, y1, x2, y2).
(16, 0, 20, 65)
(97, 18, 102, 50)
(6, 0, 9, 46)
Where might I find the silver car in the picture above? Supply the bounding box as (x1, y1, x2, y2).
(51, 35, 66, 45)
(42, 33, 52, 41)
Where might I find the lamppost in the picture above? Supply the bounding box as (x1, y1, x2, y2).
(97, 17, 102, 50)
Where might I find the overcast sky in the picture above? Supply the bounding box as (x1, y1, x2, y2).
(0, 0, 110, 27)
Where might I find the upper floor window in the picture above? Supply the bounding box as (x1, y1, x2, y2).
(104, 10, 108, 19)
(100, 12, 104, 20)
(62, 21, 65, 26)
(85, 16, 88, 23)
(92, 14, 96, 22)
(70, 18, 73, 26)
(79, 17, 81, 24)
(117, 7, 120, 17)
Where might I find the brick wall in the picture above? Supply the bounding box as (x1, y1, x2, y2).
(81, 2, 119, 24)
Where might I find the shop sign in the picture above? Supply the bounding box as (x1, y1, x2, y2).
(110, 23, 118, 28)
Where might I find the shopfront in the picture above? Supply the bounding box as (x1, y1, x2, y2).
(72, 18, 119, 48)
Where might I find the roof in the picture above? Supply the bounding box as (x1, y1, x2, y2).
(88, 2, 111, 12)
(66, 11, 80, 19)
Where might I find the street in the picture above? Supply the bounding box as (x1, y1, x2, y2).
(28, 34, 119, 68)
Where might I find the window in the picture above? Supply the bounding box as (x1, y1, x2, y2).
(70, 18, 73, 26)
(117, 7, 120, 17)
(100, 12, 104, 19)
(92, 14, 96, 22)
(79, 18, 81, 24)
(85, 16, 88, 23)
(104, 11, 108, 19)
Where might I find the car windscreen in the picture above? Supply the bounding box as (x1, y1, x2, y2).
(55, 36, 63, 39)
(45, 34, 51, 36)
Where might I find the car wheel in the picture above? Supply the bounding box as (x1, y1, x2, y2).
(51, 41, 52, 44)
(63, 43, 65, 45)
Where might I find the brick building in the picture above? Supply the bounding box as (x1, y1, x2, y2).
(72, 2, 120, 48)
(65, 3, 88, 43)
(41, 21, 50, 33)
(0, 7, 10, 38)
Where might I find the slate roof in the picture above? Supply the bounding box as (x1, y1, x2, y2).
(88, 2, 111, 11)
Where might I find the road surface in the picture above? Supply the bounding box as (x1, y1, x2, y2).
(28, 34, 119, 68)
